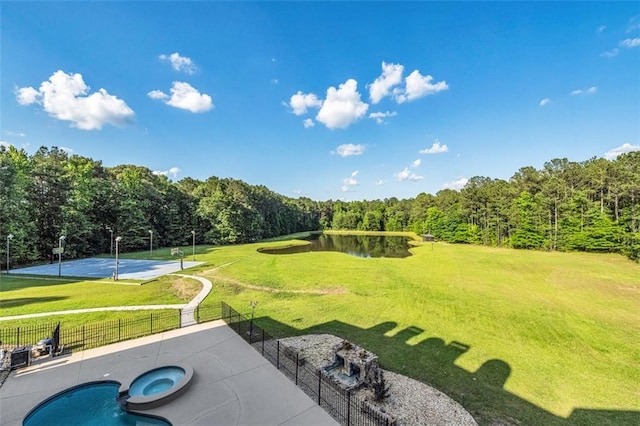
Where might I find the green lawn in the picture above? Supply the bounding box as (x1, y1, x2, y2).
(0, 274, 201, 317)
(1, 238, 638, 425)
(197, 239, 640, 425)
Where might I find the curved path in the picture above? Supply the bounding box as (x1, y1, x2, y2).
(171, 273, 212, 326)
(0, 273, 213, 326)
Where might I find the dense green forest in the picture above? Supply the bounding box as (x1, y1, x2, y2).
(1, 145, 638, 266)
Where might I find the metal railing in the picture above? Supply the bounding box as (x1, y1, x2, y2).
(220, 302, 396, 426)
(0, 305, 222, 353)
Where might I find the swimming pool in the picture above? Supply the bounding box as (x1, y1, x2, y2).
(23, 381, 171, 426)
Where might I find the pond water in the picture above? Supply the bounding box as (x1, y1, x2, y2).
(259, 234, 412, 258)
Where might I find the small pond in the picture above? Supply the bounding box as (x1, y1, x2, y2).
(259, 234, 412, 258)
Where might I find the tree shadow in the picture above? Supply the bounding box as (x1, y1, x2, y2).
(255, 316, 639, 426)
(0, 296, 68, 310)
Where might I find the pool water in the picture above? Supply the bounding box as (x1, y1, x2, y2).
(129, 366, 186, 396)
(23, 381, 170, 426)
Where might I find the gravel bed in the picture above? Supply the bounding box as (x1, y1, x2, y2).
(280, 334, 478, 426)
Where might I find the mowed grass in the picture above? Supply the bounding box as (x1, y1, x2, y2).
(0, 274, 201, 317)
(1, 239, 638, 424)
(197, 240, 640, 425)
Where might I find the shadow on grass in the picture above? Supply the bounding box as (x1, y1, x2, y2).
(255, 316, 639, 426)
(0, 296, 69, 310)
(0, 275, 91, 291)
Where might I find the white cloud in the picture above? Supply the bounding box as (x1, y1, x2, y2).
(621, 37, 640, 48)
(600, 48, 619, 58)
(148, 82, 213, 113)
(292, 189, 302, 195)
(4, 131, 26, 138)
(303, 118, 315, 128)
(394, 167, 424, 182)
(539, 98, 550, 106)
(147, 90, 168, 100)
(316, 79, 369, 129)
(604, 143, 640, 160)
(411, 159, 421, 168)
(443, 177, 468, 190)
(0, 141, 12, 148)
(15, 70, 135, 130)
(271, 79, 279, 85)
(374, 180, 385, 186)
(419, 140, 449, 154)
(368, 62, 404, 104)
(394, 70, 448, 103)
(288, 91, 321, 115)
(571, 86, 597, 96)
(369, 110, 397, 124)
(597, 25, 606, 33)
(334, 144, 365, 157)
(16, 87, 39, 105)
(159, 52, 198, 74)
(152, 166, 182, 179)
(341, 170, 359, 192)
(59, 146, 74, 154)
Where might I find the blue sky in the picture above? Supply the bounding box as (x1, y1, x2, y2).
(2, 1, 639, 201)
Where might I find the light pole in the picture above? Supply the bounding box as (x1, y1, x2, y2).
(149, 230, 153, 259)
(6, 234, 13, 274)
(108, 228, 114, 256)
(58, 235, 65, 277)
(114, 236, 122, 280)
(191, 230, 196, 261)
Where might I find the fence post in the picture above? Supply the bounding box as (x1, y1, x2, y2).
(295, 353, 299, 385)
(16, 327, 20, 346)
(276, 341, 280, 369)
(118, 319, 121, 342)
(82, 325, 86, 350)
(150, 313, 154, 334)
(347, 390, 351, 426)
(317, 370, 322, 405)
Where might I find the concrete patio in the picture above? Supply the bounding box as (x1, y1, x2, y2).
(0, 320, 338, 426)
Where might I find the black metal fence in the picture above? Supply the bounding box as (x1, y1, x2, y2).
(0, 304, 222, 353)
(220, 302, 396, 426)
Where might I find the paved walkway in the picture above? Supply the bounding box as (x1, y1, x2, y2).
(0, 273, 213, 325)
(0, 321, 338, 426)
(173, 274, 213, 326)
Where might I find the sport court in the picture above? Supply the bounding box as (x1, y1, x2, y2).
(11, 258, 204, 280)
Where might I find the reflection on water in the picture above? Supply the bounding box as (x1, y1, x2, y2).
(259, 234, 412, 258)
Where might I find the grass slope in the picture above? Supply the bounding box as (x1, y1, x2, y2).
(1, 239, 638, 424)
(198, 240, 639, 425)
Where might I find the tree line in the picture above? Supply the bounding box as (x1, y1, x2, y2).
(1, 146, 638, 268)
(329, 154, 639, 261)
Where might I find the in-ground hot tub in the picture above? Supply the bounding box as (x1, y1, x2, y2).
(119, 364, 194, 410)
